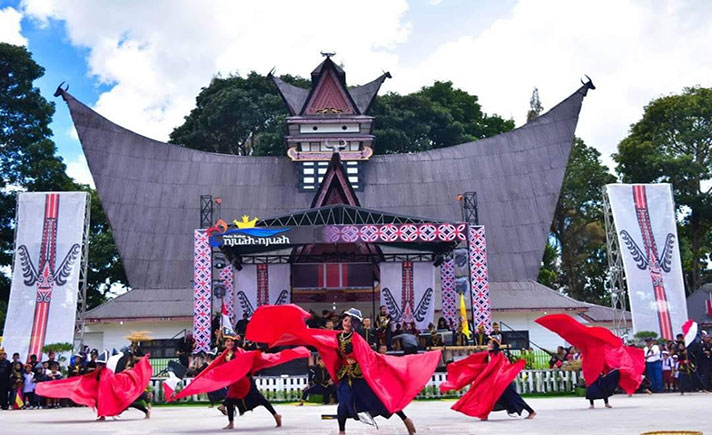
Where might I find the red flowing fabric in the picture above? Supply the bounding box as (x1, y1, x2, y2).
(168, 346, 310, 402)
(535, 314, 643, 394)
(97, 356, 153, 417)
(246, 304, 442, 413)
(439, 351, 489, 392)
(35, 356, 152, 416)
(440, 352, 525, 419)
(35, 371, 100, 408)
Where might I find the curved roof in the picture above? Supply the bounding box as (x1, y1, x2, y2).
(58, 81, 590, 291)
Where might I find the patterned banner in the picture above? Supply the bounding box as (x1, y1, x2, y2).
(607, 184, 688, 340)
(3, 192, 86, 360)
(193, 230, 212, 354)
(235, 264, 290, 318)
(468, 225, 491, 333)
(380, 262, 434, 330)
(440, 259, 457, 328)
(322, 223, 467, 243)
(219, 266, 235, 327)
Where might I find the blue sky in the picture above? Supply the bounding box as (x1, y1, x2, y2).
(2, 0, 712, 186)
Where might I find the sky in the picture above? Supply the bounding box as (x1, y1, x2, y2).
(2, 0, 712, 187)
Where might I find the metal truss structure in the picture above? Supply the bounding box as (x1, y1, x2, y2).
(200, 195, 213, 229)
(603, 187, 630, 338)
(460, 192, 478, 225)
(74, 193, 91, 350)
(258, 204, 447, 227)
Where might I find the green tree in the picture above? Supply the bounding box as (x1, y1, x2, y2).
(0, 43, 126, 326)
(537, 242, 559, 289)
(550, 138, 616, 303)
(614, 87, 712, 292)
(171, 75, 515, 157)
(169, 72, 310, 156)
(370, 81, 515, 154)
(527, 87, 543, 122)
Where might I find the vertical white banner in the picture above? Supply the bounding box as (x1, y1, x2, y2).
(3, 192, 87, 360)
(607, 184, 688, 340)
(235, 265, 257, 319)
(234, 264, 290, 318)
(380, 262, 434, 330)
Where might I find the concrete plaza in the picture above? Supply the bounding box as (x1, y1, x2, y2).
(4, 393, 709, 434)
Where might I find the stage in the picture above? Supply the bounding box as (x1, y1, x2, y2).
(7, 393, 709, 434)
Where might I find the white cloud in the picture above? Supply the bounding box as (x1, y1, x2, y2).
(20, 0, 712, 174)
(389, 0, 712, 170)
(65, 154, 94, 187)
(0, 7, 27, 46)
(67, 125, 78, 140)
(21, 0, 411, 142)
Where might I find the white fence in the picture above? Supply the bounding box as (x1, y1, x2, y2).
(151, 369, 582, 403)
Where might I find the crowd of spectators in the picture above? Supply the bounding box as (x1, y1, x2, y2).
(642, 332, 712, 394)
(0, 347, 102, 411)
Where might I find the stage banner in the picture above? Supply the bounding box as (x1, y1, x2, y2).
(193, 230, 212, 354)
(440, 259, 458, 328)
(468, 225, 492, 333)
(607, 184, 688, 340)
(235, 264, 290, 318)
(3, 192, 87, 360)
(380, 262, 434, 330)
(219, 266, 236, 326)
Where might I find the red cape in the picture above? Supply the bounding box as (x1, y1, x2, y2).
(246, 304, 442, 414)
(36, 356, 152, 417)
(167, 346, 310, 401)
(440, 352, 525, 419)
(535, 314, 643, 394)
(35, 371, 99, 408)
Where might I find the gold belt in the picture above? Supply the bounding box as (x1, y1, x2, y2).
(337, 362, 363, 381)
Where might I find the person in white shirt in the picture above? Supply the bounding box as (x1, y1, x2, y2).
(644, 338, 663, 392)
(661, 351, 673, 391)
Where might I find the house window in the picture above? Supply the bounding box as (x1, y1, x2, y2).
(298, 161, 363, 192)
(501, 330, 530, 350)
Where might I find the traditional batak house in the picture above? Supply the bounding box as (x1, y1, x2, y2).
(58, 55, 602, 352)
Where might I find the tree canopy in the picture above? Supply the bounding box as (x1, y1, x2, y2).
(0, 43, 126, 333)
(551, 137, 616, 303)
(169, 73, 309, 156)
(614, 86, 712, 292)
(170, 74, 515, 156)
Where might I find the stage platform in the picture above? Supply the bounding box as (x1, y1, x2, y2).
(5, 392, 709, 434)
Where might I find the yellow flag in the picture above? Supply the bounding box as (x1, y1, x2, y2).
(460, 294, 470, 338)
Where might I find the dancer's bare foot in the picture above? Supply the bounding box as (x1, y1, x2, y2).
(297, 400, 304, 406)
(222, 422, 234, 430)
(403, 417, 416, 434)
(145, 408, 151, 419)
(605, 403, 612, 409)
(217, 404, 227, 416)
(96, 416, 105, 421)
(274, 413, 282, 427)
(526, 411, 536, 419)
(588, 405, 594, 409)
(338, 432, 345, 435)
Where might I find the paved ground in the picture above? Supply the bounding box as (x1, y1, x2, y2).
(3, 393, 710, 434)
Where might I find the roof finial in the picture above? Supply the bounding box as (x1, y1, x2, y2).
(320, 51, 336, 59)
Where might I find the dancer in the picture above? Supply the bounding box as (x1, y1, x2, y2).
(536, 314, 644, 403)
(335, 309, 416, 434)
(245, 305, 442, 435)
(166, 328, 310, 430)
(440, 338, 535, 420)
(586, 369, 619, 408)
(299, 355, 335, 405)
(36, 350, 152, 420)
